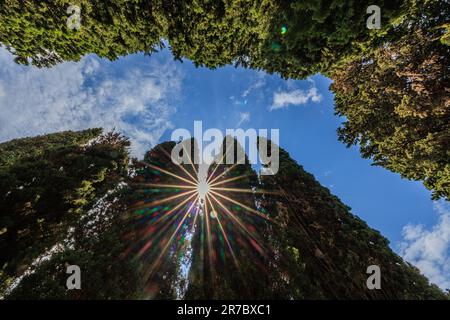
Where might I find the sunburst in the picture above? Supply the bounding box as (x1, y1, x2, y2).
(125, 143, 275, 296)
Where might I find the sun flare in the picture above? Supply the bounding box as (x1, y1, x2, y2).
(197, 178, 210, 202)
(128, 144, 276, 287)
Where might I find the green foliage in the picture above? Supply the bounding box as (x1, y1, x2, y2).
(1, 131, 447, 299)
(127, 141, 198, 299)
(247, 0, 406, 79)
(159, 0, 276, 69)
(1, 1, 446, 200)
(0, 0, 448, 299)
(0, 0, 164, 67)
(7, 185, 143, 299)
(0, 129, 130, 296)
(186, 138, 273, 299)
(258, 143, 447, 299)
(331, 0, 450, 200)
(0, 0, 406, 76)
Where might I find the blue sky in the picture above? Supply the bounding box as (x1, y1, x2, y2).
(0, 46, 448, 290)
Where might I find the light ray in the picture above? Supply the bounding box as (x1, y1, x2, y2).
(208, 192, 265, 251)
(208, 163, 240, 185)
(210, 189, 272, 221)
(144, 162, 197, 186)
(211, 187, 278, 195)
(205, 194, 239, 267)
(181, 143, 199, 177)
(136, 192, 198, 257)
(130, 189, 196, 209)
(209, 174, 249, 187)
(131, 183, 197, 190)
(128, 148, 277, 292)
(158, 145, 199, 182)
(206, 140, 236, 184)
(144, 194, 199, 281)
(203, 192, 215, 283)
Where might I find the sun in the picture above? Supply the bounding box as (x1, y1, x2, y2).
(127, 144, 275, 285)
(197, 177, 210, 201)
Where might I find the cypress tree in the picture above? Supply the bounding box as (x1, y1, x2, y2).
(257, 140, 446, 299)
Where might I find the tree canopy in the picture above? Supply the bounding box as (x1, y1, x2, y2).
(331, 0, 450, 200)
(0, 0, 449, 298)
(0, 129, 132, 297)
(0, 0, 447, 199)
(1, 131, 447, 299)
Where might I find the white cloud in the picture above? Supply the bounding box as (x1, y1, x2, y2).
(242, 72, 266, 98)
(230, 72, 266, 107)
(230, 95, 248, 106)
(270, 80, 322, 111)
(0, 48, 183, 158)
(0, 81, 5, 97)
(237, 112, 250, 127)
(398, 201, 450, 290)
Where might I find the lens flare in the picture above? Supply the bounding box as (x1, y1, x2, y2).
(125, 143, 277, 296)
(197, 179, 210, 201)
